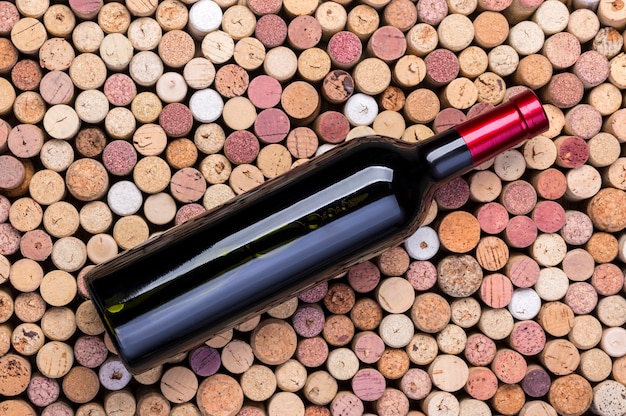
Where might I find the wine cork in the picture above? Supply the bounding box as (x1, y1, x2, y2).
(523, 135, 556, 171)
(472, 11, 508, 49)
(353, 57, 392, 96)
(304, 371, 338, 406)
(437, 211, 481, 253)
(474, 202, 507, 236)
(71, 21, 103, 53)
(296, 336, 329, 369)
(491, 348, 527, 384)
(314, 111, 350, 144)
(154, 0, 188, 31)
(588, 85, 619, 120)
(327, 348, 360, 381)
(0, 1, 19, 35)
(10, 17, 47, 55)
(464, 367, 498, 401)
(448, 297, 481, 329)
(352, 368, 386, 401)
(377, 348, 410, 380)
(12, 322, 45, 355)
(478, 307, 514, 341)
(10, 59, 39, 93)
(598, 0, 626, 30)
(433, 107, 466, 134)
(435, 324, 466, 356)
(464, 333, 496, 367)
(597, 295, 626, 327)
(126, 17, 161, 51)
(199, 154, 231, 185)
(422, 391, 459, 416)
(434, 177, 469, 210)
(491, 384, 525, 416)
(136, 391, 170, 416)
(27, 373, 60, 407)
(513, 54, 553, 90)
(159, 102, 193, 137)
(14, 291, 46, 323)
(40, 70, 74, 107)
(62, 366, 100, 404)
(344, 93, 378, 126)
(322, 314, 353, 347)
(292, 304, 325, 338)
(0, 353, 31, 396)
(158, 29, 195, 68)
(410, 292, 451, 334)
(379, 314, 414, 349)
(601, 326, 626, 358)
(344, 5, 378, 43)
(237, 14, 266, 40)
(200, 30, 234, 65)
(323, 282, 355, 315)
(129, 51, 164, 88)
(350, 331, 385, 364)
(36, 340, 73, 379)
(281, 81, 319, 124)
(69, 52, 107, 90)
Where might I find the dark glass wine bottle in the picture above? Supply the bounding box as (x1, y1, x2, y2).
(86, 90, 548, 373)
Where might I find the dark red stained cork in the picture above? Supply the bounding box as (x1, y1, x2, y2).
(11, 59, 42, 91)
(254, 108, 291, 144)
(521, 366, 551, 398)
(255, 14, 288, 48)
(434, 176, 470, 210)
(555, 136, 589, 168)
(224, 130, 261, 164)
(159, 103, 194, 138)
(287, 15, 322, 50)
(298, 281, 329, 303)
(424, 49, 459, 86)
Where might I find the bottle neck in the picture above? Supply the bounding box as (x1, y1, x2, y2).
(421, 129, 474, 182)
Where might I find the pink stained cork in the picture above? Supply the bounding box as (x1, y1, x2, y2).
(40, 71, 74, 105)
(328, 31, 363, 69)
(543, 72, 584, 109)
(501, 180, 537, 216)
(347, 260, 381, 293)
(175, 203, 207, 225)
(508, 320, 546, 356)
(417, 0, 448, 25)
(406, 260, 437, 291)
(476, 202, 509, 235)
(224, 130, 261, 165)
(491, 348, 527, 384)
(73, 335, 108, 368)
(424, 49, 459, 86)
(248, 75, 282, 109)
(561, 210, 594, 246)
(465, 333, 497, 366)
(592, 262, 624, 296)
(170, 167, 207, 203)
(532, 200, 566, 233)
(504, 215, 538, 249)
(248, 0, 282, 15)
(159, 103, 194, 138)
(298, 281, 328, 303)
(506, 255, 540, 288)
(296, 336, 329, 368)
(433, 107, 467, 133)
(287, 15, 322, 50)
(564, 104, 602, 140)
(0, 155, 25, 190)
(532, 168, 567, 200)
(27, 375, 60, 408)
(434, 177, 469, 210)
(480, 273, 514, 309)
(0, 2, 19, 35)
(102, 140, 138, 177)
(255, 14, 287, 48)
(565, 282, 598, 315)
(0, 194, 9, 222)
(367, 26, 407, 62)
(104, 74, 137, 107)
(254, 108, 290, 144)
(352, 368, 387, 402)
(465, 367, 498, 401)
(574, 50, 610, 89)
(68, 0, 103, 19)
(352, 331, 385, 364)
(20, 229, 52, 261)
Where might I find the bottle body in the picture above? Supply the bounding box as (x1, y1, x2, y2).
(86, 90, 548, 373)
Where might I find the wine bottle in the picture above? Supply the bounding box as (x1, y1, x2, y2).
(86, 90, 548, 373)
